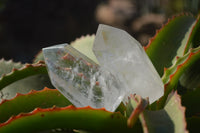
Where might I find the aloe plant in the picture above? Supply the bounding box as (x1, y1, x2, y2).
(0, 13, 199, 133)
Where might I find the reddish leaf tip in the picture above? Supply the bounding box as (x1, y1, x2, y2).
(37, 60, 45, 64)
(176, 56, 180, 60)
(12, 68, 18, 72)
(127, 95, 148, 128)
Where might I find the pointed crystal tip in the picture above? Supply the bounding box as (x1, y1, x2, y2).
(93, 24, 164, 103)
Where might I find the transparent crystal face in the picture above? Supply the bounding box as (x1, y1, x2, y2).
(43, 44, 125, 112)
(93, 24, 164, 103)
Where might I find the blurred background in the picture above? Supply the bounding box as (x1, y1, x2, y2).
(0, 0, 199, 63)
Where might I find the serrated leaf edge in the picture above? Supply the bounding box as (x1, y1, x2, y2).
(0, 58, 22, 65)
(184, 14, 200, 54)
(0, 61, 47, 90)
(175, 92, 187, 133)
(70, 34, 95, 46)
(0, 105, 110, 127)
(166, 91, 188, 133)
(163, 47, 200, 87)
(144, 12, 194, 51)
(0, 87, 55, 105)
(157, 46, 200, 109)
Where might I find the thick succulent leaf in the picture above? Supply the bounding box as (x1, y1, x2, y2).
(187, 116, 200, 133)
(176, 14, 200, 90)
(0, 59, 53, 100)
(162, 46, 200, 85)
(158, 46, 200, 109)
(183, 14, 200, 53)
(126, 95, 148, 128)
(0, 61, 47, 90)
(181, 87, 200, 117)
(0, 87, 71, 123)
(128, 92, 187, 133)
(0, 106, 140, 133)
(71, 35, 97, 64)
(0, 59, 23, 77)
(177, 14, 200, 90)
(179, 59, 200, 89)
(160, 92, 187, 133)
(191, 15, 200, 48)
(1, 74, 54, 100)
(172, 20, 196, 63)
(145, 14, 195, 76)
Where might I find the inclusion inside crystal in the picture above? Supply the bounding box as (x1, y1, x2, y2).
(43, 44, 125, 112)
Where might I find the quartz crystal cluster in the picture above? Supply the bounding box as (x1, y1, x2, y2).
(43, 24, 164, 112)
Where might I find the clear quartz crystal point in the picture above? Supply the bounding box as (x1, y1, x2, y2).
(93, 24, 164, 103)
(43, 44, 125, 112)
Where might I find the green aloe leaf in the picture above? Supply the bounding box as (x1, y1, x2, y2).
(0, 106, 140, 133)
(0, 61, 47, 90)
(184, 14, 200, 53)
(0, 59, 23, 77)
(177, 14, 200, 90)
(126, 95, 149, 128)
(158, 46, 200, 109)
(179, 59, 200, 89)
(127, 92, 187, 133)
(191, 15, 200, 48)
(0, 87, 71, 123)
(0, 59, 53, 100)
(145, 14, 195, 76)
(71, 35, 97, 64)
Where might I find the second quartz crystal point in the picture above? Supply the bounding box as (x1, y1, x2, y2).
(93, 24, 164, 103)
